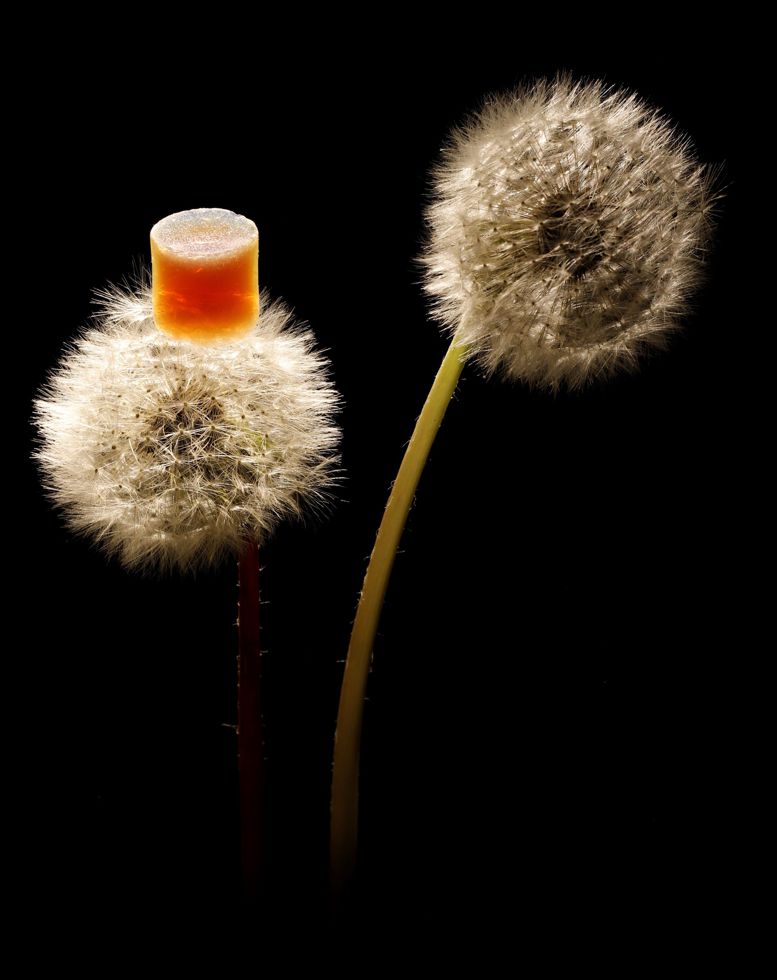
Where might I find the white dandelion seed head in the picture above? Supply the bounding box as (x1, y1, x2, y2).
(422, 76, 716, 389)
(34, 286, 341, 573)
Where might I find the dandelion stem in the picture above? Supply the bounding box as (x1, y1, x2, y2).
(238, 541, 264, 900)
(330, 339, 467, 896)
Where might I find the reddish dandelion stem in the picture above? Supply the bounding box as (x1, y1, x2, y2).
(238, 541, 264, 899)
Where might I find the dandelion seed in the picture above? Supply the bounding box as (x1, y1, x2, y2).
(34, 285, 341, 573)
(422, 76, 716, 388)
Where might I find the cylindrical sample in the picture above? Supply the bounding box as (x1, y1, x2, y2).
(151, 208, 259, 342)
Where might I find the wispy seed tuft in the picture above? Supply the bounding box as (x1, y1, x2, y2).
(422, 76, 717, 388)
(34, 286, 341, 573)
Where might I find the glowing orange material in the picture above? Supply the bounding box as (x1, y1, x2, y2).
(150, 208, 259, 342)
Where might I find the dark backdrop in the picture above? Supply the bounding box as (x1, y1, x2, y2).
(17, 17, 750, 955)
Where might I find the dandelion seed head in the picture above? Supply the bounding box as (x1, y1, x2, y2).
(34, 286, 341, 572)
(422, 76, 716, 388)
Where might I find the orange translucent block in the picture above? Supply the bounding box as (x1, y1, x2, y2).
(150, 208, 259, 342)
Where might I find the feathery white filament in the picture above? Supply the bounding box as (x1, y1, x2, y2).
(422, 77, 715, 388)
(34, 287, 341, 572)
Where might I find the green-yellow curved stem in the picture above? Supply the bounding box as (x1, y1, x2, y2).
(330, 339, 467, 894)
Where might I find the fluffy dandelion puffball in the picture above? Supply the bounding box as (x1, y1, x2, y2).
(34, 287, 340, 572)
(422, 77, 715, 388)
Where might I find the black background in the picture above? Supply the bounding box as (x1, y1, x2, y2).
(17, 16, 752, 955)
